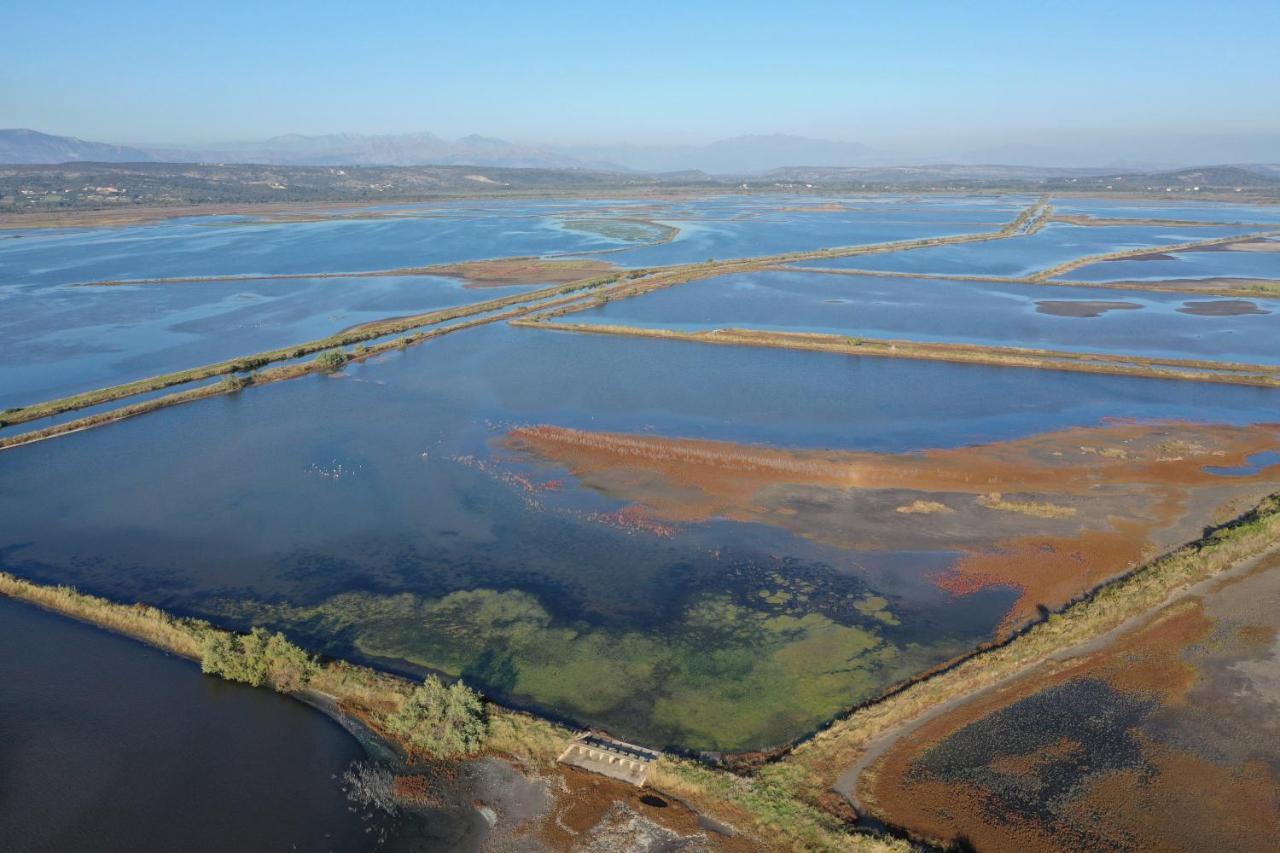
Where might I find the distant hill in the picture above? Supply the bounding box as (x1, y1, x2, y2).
(0, 129, 153, 164)
(0, 129, 879, 173)
(568, 135, 877, 174)
(148, 132, 616, 170)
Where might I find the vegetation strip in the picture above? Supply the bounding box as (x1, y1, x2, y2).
(1027, 229, 1280, 280)
(0, 289, 612, 452)
(773, 493, 1280, 822)
(774, 264, 1280, 298)
(511, 321, 1280, 388)
(0, 573, 905, 851)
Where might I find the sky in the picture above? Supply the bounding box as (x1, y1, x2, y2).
(4, 0, 1279, 157)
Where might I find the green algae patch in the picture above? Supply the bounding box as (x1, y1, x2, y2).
(214, 586, 901, 752)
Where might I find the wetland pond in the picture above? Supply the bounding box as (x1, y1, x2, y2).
(3, 323, 1279, 752)
(790, 222, 1259, 278)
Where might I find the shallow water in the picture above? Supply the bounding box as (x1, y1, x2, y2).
(0, 596, 371, 853)
(1062, 240, 1280, 283)
(1050, 198, 1280, 224)
(3, 323, 1278, 749)
(567, 269, 1280, 363)
(789, 222, 1258, 278)
(588, 196, 1026, 267)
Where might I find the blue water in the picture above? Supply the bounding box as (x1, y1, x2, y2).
(568, 269, 1280, 364)
(1203, 450, 1280, 477)
(1050, 198, 1280, 225)
(0, 274, 535, 410)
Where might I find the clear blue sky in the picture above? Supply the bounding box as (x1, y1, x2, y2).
(4, 0, 1278, 147)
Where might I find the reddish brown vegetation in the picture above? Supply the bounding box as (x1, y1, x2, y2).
(505, 422, 1280, 634)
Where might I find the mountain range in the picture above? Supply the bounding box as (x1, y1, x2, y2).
(3, 128, 1277, 175)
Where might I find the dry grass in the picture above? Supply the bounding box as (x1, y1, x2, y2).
(977, 492, 1077, 518)
(895, 500, 953, 515)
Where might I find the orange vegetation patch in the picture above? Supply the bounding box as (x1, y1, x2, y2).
(504, 421, 1280, 633)
(392, 774, 445, 807)
(426, 258, 615, 287)
(1072, 743, 1280, 852)
(934, 522, 1156, 632)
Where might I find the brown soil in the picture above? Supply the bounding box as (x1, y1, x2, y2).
(427, 258, 616, 288)
(1177, 299, 1270, 316)
(536, 767, 750, 850)
(861, 555, 1280, 851)
(1033, 300, 1142, 317)
(504, 422, 1280, 633)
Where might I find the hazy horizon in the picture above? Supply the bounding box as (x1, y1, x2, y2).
(6, 1, 1279, 168)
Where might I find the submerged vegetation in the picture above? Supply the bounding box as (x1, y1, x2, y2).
(212, 586, 913, 752)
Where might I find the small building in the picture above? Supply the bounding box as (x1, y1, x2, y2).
(557, 732, 659, 786)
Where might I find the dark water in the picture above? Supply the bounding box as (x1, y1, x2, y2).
(2, 323, 1277, 748)
(570, 269, 1280, 363)
(0, 596, 370, 853)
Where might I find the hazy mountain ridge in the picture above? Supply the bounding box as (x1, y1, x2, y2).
(5, 128, 1279, 176)
(0, 129, 155, 165)
(145, 131, 618, 170)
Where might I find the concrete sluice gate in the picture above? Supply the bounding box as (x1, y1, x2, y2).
(557, 733, 659, 786)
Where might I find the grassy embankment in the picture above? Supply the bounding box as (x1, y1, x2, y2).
(0, 571, 902, 852)
(0, 273, 627, 433)
(778, 264, 1280, 298)
(510, 322, 1280, 389)
(773, 492, 1280, 818)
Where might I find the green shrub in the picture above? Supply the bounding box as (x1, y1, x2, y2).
(202, 627, 318, 692)
(385, 675, 487, 757)
(313, 350, 349, 373)
(222, 373, 252, 392)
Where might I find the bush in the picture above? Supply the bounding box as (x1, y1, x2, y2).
(222, 373, 252, 392)
(385, 675, 487, 757)
(202, 627, 318, 692)
(314, 350, 349, 373)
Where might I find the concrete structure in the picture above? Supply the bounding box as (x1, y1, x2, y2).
(557, 733, 658, 786)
